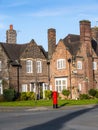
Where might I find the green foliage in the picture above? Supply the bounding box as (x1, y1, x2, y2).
(26, 92, 36, 100)
(20, 92, 36, 101)
(45, 90, 52, 100)
(79, 94, 90, 100)
(62, 89, 70, 98)
(0, 99, 98, 107)
(3, 88, 15, 101)
(0, 95, 5, 102)
(89, 89, 97, 97)
(95, 91, 98, 98)
(20, 92, 27, 100)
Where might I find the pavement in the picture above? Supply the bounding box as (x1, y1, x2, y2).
(0, 104, 97, 112)
(0, 106, 52, 112)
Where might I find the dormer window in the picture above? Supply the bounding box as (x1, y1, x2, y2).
(26, 60, 33, 73)
(36, 61, 42, 73)
(57, 59, 66, 69)
(93, 62, 97, 70)
(77, 61, 82, 69)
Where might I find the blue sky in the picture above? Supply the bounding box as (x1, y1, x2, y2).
(0, 0, 98, 50)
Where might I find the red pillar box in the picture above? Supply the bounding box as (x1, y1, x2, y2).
(52, 91, 58, 108)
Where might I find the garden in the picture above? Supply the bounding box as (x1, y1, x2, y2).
(0, 88, 98, 107)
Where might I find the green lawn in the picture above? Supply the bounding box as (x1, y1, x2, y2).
(0, 99, 98, 107)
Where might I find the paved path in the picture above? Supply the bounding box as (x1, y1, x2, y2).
(0, 104, 98, 130)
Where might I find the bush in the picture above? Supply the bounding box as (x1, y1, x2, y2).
(45, 90, 52, 100)
(20, 92, 27, 100)
(0, 95, 5, 102)
(26, 92, 36, 100)
(20, 92, 36, 101)
(89, 89, 97, 97)
(79, 94, 90, 100)
(62, 89, 70, 98)
(3, 88, 15, 101)
(95, 91, 98, 98)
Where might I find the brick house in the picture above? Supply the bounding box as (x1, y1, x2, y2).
(0, 25, 49, 98)
(0, 20, 98, 99)
(49, 20, 98, 99)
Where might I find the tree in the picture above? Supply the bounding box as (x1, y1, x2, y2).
(62, 89, 70, 98)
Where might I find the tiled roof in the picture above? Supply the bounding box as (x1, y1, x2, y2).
(0, 40, 48, 62)
(38, 45, 48, 58)
(63, 34, 98, 56)
(91, 39, 98, 56)
(20, 39, 48, 59)
(63, 34, 81, 55)
(1, 42, 27, 60)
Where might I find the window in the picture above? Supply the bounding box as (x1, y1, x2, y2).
(57, 59, 66, 69)
(0, 61, 2, 71)
(0, 80, 3, 95)
(26, 60, 33, 73)
(77, 61, 82, 69)
(78, 83, 82, 92)
(93, 62, 97, 70)
(22, 84, 27, 92)
(55, 78, 67, 93)
(36, 61, 42, 73)
(30, 83, 34, 92)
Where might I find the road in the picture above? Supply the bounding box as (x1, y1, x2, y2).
(0, 105, 98, 130)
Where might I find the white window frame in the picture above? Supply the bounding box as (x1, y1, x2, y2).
(30, 83, 35, 92)
(22, 84, 28, 92)
(78, 83, 82, 92)
(77, 61, 82, 69)
(0, 61, 2, 71)
(36, 61, 42, 73)
(93, 62, 97, 70)
(0, 80, 3, 95)
(57, 59, 66, 69)
(26, 60, 33, 73)
(55, 78, 67, 93)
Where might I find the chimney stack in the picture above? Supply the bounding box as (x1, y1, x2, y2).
(48, 28, 56, 59)
(6, 25, 17, 44)
(10, 24, 13, 30)
(80, 20, 94, 90)
(80, 20, 92, 56)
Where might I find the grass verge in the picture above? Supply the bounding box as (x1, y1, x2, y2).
(0, 99, 98, 107)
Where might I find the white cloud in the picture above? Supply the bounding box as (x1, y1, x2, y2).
(28, 7, 71, 17)
(26, 3, 98, 18)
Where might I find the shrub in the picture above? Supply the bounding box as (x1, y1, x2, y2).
(95, 91, 98, 98)
(62, 89, 70, 98)
(79, 94, 90, 100)
(3, 88, 15, 101)
(0, 95, 5, 102)
(88, 89, 97, 97)
(45, 90, 52, 100)
(20, 92, 27, 100)
(26, 92, 36, 100)
(20, 92, 36, 101)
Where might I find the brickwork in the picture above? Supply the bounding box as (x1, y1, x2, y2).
(50, 40, 71, 90)
(6, 25, 17, 44)
(0, 20, 98, 99)
(48, 28, 56, 59)
(50, 20, 98, 99)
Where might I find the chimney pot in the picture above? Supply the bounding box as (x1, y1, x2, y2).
(10, 25, 13, 30)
